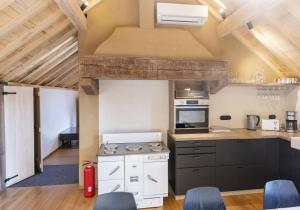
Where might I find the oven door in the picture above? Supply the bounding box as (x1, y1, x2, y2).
(175, 106, 209, 129)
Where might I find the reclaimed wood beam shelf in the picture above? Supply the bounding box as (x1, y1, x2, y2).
(80, 55, 228, 79)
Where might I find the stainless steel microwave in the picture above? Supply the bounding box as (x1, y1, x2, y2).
(174, 99, 209, 134)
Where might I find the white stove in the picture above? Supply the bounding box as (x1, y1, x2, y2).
(97, 132, 169, 209)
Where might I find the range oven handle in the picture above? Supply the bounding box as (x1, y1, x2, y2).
(109, 166, 120, 176)
(147, 175, 158, 183)
(111, 184, 121, 192)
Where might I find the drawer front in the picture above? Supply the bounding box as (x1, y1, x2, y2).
(176, 154, 215, 168)
(216, 164, 265, 191)
(99, 161, 124, 180)
(176, 146, 216, 155)
(175, 167, 215, 195)
(176, 140, 215, 148)
(98, 180, 124, 195)
(216, 140, 266, 166)
(98, 155, 124, 163)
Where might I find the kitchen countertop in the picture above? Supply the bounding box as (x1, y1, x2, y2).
(169, 129, 300, 142)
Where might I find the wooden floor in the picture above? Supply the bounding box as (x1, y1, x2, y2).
(0, 184, 263, 210)
(43, 148, 79, 165)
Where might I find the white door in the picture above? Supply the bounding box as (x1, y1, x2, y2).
(143, 161, 168, 196)
(4, 86, 34, 186)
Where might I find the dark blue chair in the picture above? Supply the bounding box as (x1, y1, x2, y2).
(94, 192, 137, 210)
(183, 187, 226, 210)
(264, 180, 300, 210)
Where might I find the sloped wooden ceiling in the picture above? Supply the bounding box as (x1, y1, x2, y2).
(0, 0, 299, 90)
(0, 0, 95, 89)
(200, 0, 300, 78)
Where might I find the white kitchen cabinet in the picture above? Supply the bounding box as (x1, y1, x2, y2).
(98, 161, 124, 181)
(143, 161, 168, 197)
(4, 86, 34, 187)
(98, 179, 124, 194)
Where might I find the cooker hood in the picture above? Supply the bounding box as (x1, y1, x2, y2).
(81, 0, 228, 94)
(174, 80, 222, 98)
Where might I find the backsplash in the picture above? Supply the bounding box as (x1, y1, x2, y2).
(209, 85, 288, 128)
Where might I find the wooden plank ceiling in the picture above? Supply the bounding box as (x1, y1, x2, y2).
(0, 0, 96, 89)
(0, 0, 299, 90)
(201, 0, 300, 78)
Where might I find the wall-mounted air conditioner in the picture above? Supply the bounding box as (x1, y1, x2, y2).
(156, 3, 208, 26)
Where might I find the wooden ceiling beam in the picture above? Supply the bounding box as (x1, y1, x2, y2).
(217, 0, 284, 37)
(0, 20, 74, 74)
(233, 29, 286, 77)
(1, 26, 76, 78)
(63, 74, 80, 89)
(79, 78, 98, 95)
(203, 0, 287, 77)
(19, 43, 78, 83)
(47, 66, 78, 87)
(36, 55, 78, 85)
(0, 9, 64, 62)
(3, 35, 77, 81)
(0, 0, 15, 11)
(58, 72, 79, 88)
(54, 0, 87, 31)
(250, 26, 300, 76)
(0, 0, 52, 39)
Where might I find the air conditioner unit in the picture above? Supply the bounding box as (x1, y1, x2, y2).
(156, 3, 208, 26)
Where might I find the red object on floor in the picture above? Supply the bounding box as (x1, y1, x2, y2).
(83, 164, 95, 197)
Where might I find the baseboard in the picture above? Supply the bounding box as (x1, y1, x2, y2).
(170, 187, 263, 200)
(43, 146, 62, 160)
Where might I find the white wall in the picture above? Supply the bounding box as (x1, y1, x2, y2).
(40, 88, 78, 158)
(210, 85, 287, 128)
(99, 80, 169, 143)
(98, 82, 296, 140)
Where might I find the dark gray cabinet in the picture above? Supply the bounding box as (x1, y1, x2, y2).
(175, 167, 215, 195)
(216, 140, 266, 166)
(215, 139, 266, 191)
(168, 135, 216, 195)
(216, 164, 265, 191)
(169, 134, 300, 195)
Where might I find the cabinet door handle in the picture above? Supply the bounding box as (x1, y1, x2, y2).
(194, 149, 201, 153)
(237, 166, 245, 169)
(193, 169, 200, 172)
(111, 184, 121, 192)
(147, 175, 158, 183)
(109, 166, 120, 176)
(193, 156, 201, 159)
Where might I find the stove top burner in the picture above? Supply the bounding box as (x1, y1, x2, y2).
(104, 144, 118, 150)
(149, 142, 161, 147)
(104, 149, 117, 154)
(150, 146, 163, 152)
(126, 144, 142, 152)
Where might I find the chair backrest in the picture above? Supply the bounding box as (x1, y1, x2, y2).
(94, 192, 137, 210)
(264, 180, 300, 209)
(183, 187, 226, 210)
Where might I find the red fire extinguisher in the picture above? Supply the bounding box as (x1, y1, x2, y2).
(82, 160, 97, 197)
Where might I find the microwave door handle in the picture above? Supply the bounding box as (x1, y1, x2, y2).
(175, 106, 208, 109)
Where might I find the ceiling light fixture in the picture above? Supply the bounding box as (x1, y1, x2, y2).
(80, 1, 89, 11)
(247, 21, 254, 31)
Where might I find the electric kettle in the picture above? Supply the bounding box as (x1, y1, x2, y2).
(247, 115, 260, 130)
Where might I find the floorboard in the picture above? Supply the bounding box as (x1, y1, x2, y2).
(43, 148, 79, 165)
(0, 184, 263, 210)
